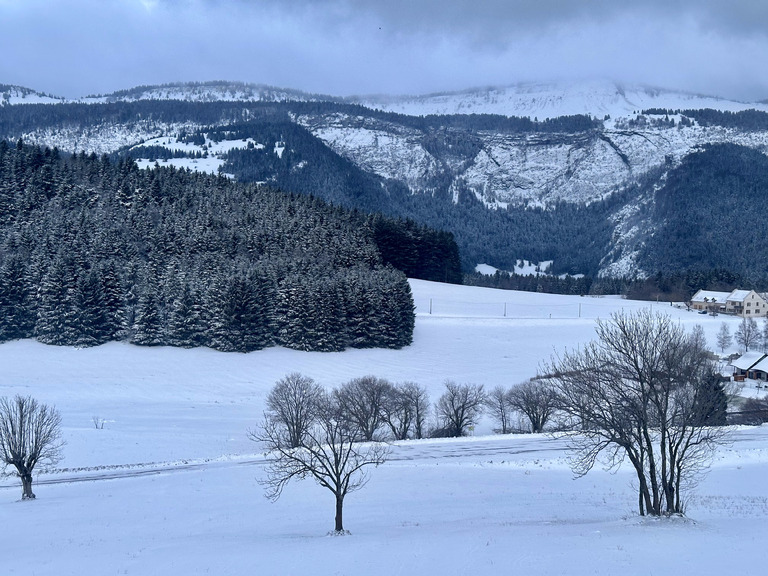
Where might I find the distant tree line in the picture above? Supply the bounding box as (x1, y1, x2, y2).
(122, 145, 207, 161)
(641, 108, 768, 131)
(0, 140, 429, 351)
(463, 270, 593, 296)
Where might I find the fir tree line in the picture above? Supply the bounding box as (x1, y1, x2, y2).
(0, 140, 416, 351)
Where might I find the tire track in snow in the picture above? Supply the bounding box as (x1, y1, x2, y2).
(0, 436, 570, 489)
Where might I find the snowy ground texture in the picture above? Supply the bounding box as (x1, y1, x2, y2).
(1, 280, 766, 576)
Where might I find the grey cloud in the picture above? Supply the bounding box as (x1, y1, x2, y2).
(1, 0, 767, 101)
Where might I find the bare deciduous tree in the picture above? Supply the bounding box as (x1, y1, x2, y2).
(335, 376, 392, 441)
(484, 385, 515, 434)
(716, 322, 732, 353)
(265, 372, 324, 448)
(735, 317, 760, 352)
(434, 381, 485, 437)
(0, 395, 64, 500)
(400, 382, 430, 440)
(734, 397, 768, 425)
(380, 381, 430, 440)
(380, 383, 412, 440)
(252, 389, 388, 534)
(544, 310, 730, 517)
(762, 318, 768, 352)
(507, 379, 558, 433)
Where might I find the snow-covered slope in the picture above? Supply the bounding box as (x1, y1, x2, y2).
(0, 84, 65, 106)
(7, 79, 768, 278)
(355, 79, 768, 120)
(80, 81, 340, 105)
(1, 280, 766, 575)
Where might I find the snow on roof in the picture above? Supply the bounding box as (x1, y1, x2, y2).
(750, 356, 768, 373)
(691, 290, 730, 303)
(730, 351, 767, 371)
(727, 290, 753, 302)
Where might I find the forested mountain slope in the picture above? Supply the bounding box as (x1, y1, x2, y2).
(634, 144, 768, 282)
(4, 81, 768, 280)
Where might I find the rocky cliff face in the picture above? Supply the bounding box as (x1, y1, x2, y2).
(297, 111, 768, 207)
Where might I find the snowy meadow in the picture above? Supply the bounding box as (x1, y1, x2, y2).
(1, 280, 766, 575)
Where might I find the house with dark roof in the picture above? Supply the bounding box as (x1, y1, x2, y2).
(730, 351, 768, 381)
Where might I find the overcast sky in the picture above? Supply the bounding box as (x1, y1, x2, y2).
(1, 0, 767, 101)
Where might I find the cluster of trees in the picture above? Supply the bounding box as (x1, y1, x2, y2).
(253, 373, 500, 532)
(123, 145, 208, 161)
(641, 108, 768, 131)
(0, 140, 419, 351)
(256, 309, 732, 531)
(484, 380, 558, 434)
(252, 373, 421, 533)
(464, 270, 593, 296)
(623, 269, 748, 302)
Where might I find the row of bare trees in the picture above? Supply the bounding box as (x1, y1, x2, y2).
(0, 311, 733, 530)
(252, 373, 494, 533)
(254, 310, 734, 530)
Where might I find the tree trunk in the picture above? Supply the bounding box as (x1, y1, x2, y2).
(334, 494, 344, 532)
(21, 472, 35, 500)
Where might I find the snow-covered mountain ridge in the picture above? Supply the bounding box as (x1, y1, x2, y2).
(79, 81, 341, 105)
(296, 110, 768, 206)
(6, 79, 767, 117)
(0, 84, 65, 106)
(356, 79, 768, 120)
(5, 79, 768, 278)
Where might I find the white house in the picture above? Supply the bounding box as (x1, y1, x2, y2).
(690, 289, 768, 317)
(725, 290, 767, 317)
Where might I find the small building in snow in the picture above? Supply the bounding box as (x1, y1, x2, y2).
(730, 351, 768, 381)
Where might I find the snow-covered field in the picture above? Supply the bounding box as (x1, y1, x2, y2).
(1, 280, 765, 575)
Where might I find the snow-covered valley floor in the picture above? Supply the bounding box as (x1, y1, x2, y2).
(1, 280, 766, 575)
